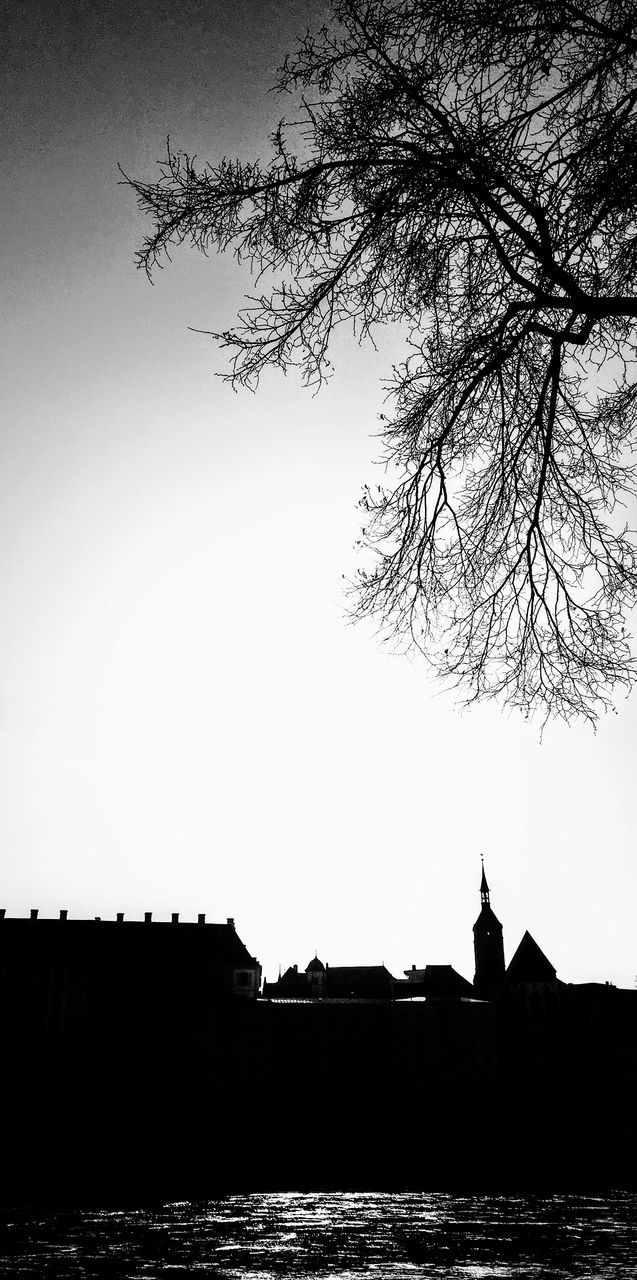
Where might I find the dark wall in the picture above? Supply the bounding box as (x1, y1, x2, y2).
(1, 935, 636, 1201)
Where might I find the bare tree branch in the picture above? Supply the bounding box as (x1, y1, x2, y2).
(123, 0, 637, 725)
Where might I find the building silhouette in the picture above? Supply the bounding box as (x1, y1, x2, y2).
(0, 908, 261, 1037)
(0, 871, 635, 1202)
(263, 960, 395, 1000)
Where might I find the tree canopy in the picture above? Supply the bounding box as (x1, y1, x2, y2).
(126, 0, 637, 725)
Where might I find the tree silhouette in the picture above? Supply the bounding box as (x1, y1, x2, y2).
(125, 0, 637, 725)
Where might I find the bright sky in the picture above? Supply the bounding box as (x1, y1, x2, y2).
(2, 0, 635, 990)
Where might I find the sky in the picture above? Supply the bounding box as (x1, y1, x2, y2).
(1, 0, 636, 990)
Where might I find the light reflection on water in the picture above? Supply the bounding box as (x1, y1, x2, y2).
(0, 1191, 635, 1277)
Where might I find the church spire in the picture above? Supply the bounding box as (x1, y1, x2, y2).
(480, 856, 490, 907)
(473, 858, 505, 998)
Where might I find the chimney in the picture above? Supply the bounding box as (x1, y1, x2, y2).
(144, 912, 152, 924)
(94, 916, 101, 922)
(293, 964, 298, 972)
(412, 963, 416, 971)
(226, 917, 235, 929)
(197, 913, 205, 926)
(116, 913, 124, 923)
(171, 912, 179, 924)
(59, 910, 68, 921)
(30, 909, 38, 920)
(0, 908, 5, 920)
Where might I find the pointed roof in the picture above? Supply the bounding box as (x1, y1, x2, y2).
(306, 956, 325, 973)
(506, 931, 557, 983)
(474, 857, 502, 932)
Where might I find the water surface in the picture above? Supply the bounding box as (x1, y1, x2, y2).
(1, 1191, 635, 1277)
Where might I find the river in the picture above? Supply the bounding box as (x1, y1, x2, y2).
(1, 1191, 635, 1276)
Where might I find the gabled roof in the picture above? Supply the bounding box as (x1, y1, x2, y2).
(0, 916, 258, 967)
(324, 965, 395, 998)
(397, 964, 474, 999)
(506, 931, 557, 983)
(263, 962, 397, 1000)
(262, 966, 308, 997)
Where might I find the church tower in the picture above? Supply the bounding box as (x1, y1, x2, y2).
(473, 860, 505, 998)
